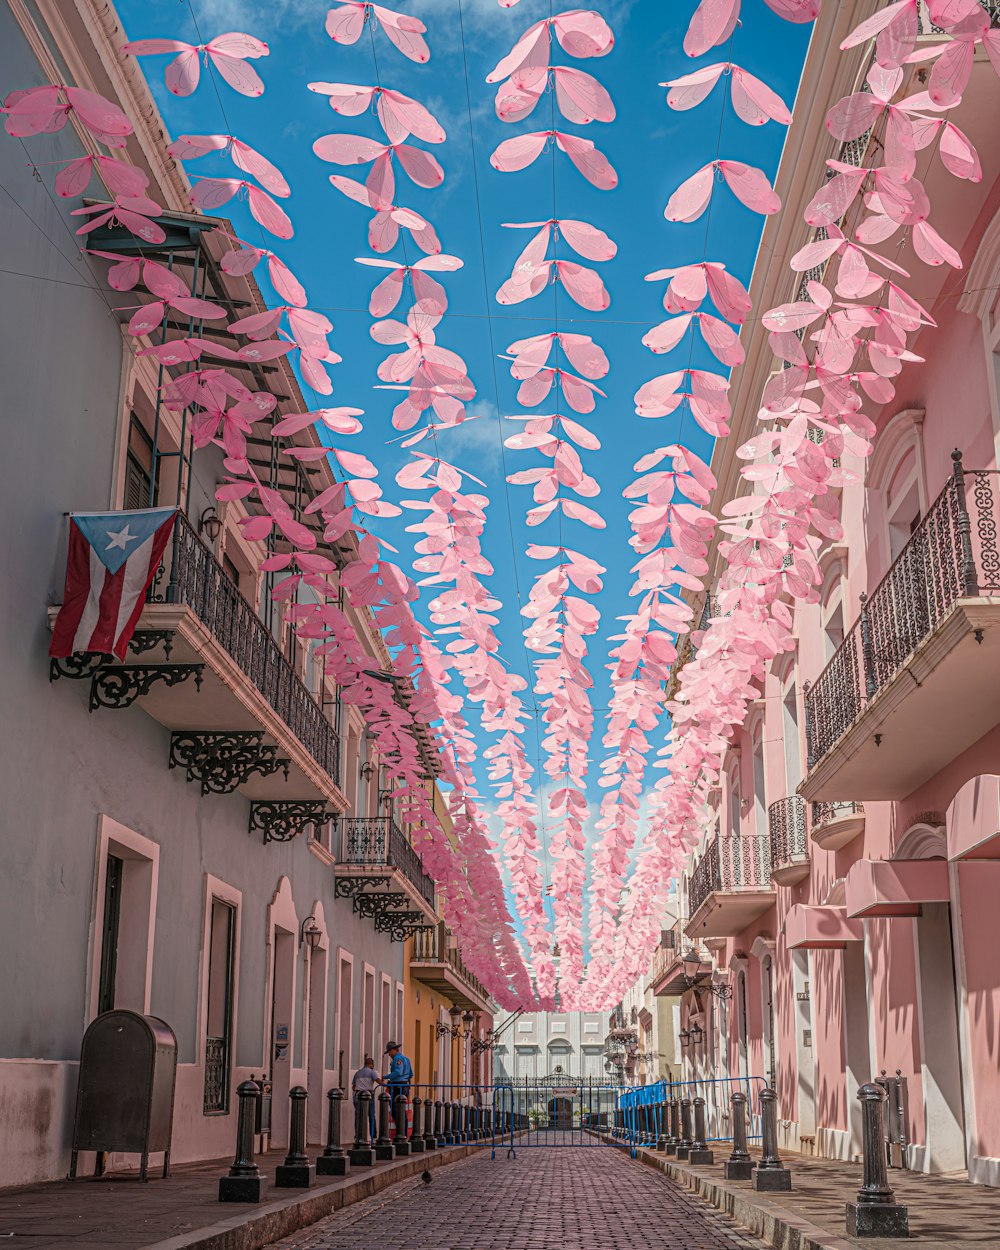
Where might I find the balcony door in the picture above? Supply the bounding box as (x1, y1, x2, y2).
(204, 898, 236, 1115)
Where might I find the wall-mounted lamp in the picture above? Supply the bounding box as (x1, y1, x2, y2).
(199, 506, 223, 543)
(299, 914, 322, 950)
(360, 760, 376, 783)
(678, 1028, 691, 1047)
(682, 947, 732, 1000)
(690, 1022, 705, 1046)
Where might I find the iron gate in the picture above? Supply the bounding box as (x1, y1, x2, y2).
(491, 1078, 618, 1158)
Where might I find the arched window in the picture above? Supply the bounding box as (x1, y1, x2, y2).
(751, 719, 767, 836)
(865, 409, 928, 573)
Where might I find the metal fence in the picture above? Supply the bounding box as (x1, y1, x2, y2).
(689, 834, 772, 915)
(805, 456, 1000, 767)
(491, 1080, 620, 1157)
(613, 1075, 767, 1158)
(341, 816, 435, 906)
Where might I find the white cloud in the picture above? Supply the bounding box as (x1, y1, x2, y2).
(187, 0, 318, 30)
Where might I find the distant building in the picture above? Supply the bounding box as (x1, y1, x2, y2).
(494, 1011, 608, 1082)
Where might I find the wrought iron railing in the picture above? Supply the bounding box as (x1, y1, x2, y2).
(805, 455, 1000, 767)
(151, 510, 340, 785)
(342, 816, 435, 906)
(203, 1036, 228, 1113)
(768, 796, 808, 873)
(688, 834, 773, 916)
(811, 800, 864, 829)
(411, 922, 491, 1004)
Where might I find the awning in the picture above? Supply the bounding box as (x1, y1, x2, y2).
(845, 859, 950, 919)
(784, 903, 863, 949)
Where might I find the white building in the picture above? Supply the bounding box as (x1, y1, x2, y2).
(494, 1011, 608, 1082)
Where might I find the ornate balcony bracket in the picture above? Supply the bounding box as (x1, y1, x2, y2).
(250, 800, 333, 844)
(89, 663, 204, 712)
(50, 652, 106, 682)
(333, 875, 392, 898)
(49, 632, 178, 687)
(373, 911, 435, 942)
(170, 730, 290, 795)
(352, 892, 409, 919)
(128, 629, 175, 659)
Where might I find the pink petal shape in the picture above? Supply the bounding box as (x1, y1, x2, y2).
(642, 315, 692, 355)
(705, 265, 752, 323)
(912, 220, 962, 268)
(826, 92, 883, 141)
(555, 260, 609, 311)
(555, 132, 618, 189)
(929, 39, 974, 107)
(325, 3, 367, 44)
(730, 66, 792, 125)
(491, 130, 550, 172)
(718, 160, 781, 214)
(662, 63, 725, 111)
(552, 10, 614, 58)
(552, 66, 616, 125)
(556, 218, 617, 261)
(939, 122, 981, 181)
(664, 164, 715, 223)
(372, 3, 430, 62)
(684, 0, 740, 58)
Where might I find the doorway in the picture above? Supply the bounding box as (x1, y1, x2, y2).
(791, 950, 816, 1138)
(269, 927, 295, 1146)
(914, 901, 966, 1172)
(306, 942, 328, 1145)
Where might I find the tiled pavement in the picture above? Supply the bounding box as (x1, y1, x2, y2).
(269, 1144, 768, 1250)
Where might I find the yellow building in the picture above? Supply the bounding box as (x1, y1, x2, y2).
(404, 784, 496, 1099)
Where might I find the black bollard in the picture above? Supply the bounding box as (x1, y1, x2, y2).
(452, 1100, 463, 1142)
(317, 1088, 350, 1177)
(675, 1098, 694, 1160)
(752, 1087, 792, 1191)
(723, 1091, 754, 1181)
(665, 1098, 680, 1155)
(689, 1096, 715, 1165)
(375, 1090, 396, 1160)
(410, 1096, 426, 1153)
(424, 1095, 438, 1150)
(656, 1100, 669, 1151)
(348, 1090, 376, 1166)
(846, 1084, 909, 1238)
(393, 1091, 411, 1156)
(275, 1087, 315, 1187)
(219, 1081, 267, 1202)
(435, 1097, 446, 1147)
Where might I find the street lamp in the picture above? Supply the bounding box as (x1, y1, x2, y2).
(681, 947, 732, 1000)
(690, 1022, 705, 1046)
(299, 914, 321, 950)
(678, 1028, 691, 1047)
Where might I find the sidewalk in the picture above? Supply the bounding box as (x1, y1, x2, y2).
(0, 1139, 485, 1250)
(629, 1142, 999, 1250)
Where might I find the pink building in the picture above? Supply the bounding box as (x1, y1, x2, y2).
(665, 0, 1000, 1187)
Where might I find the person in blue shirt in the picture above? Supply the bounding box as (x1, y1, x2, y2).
(384, 1040, 413, 1098)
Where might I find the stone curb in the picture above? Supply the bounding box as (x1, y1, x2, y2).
(625, 1144, 860, 1250)
(139, 1142, 485, 1250)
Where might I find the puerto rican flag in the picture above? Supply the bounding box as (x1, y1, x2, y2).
(50, 509, 178, 661)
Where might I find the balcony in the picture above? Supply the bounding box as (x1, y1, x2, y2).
(802, 455, 1000, 801)
(768, 796, 810, 886)
(685, 834, 775, 939)
(810, 801, 865, 852)
(49, 510, 344, 832)
(650, 925, 712, 997)
(334, 816, 437, 933)
(410, 922, 492, 1012)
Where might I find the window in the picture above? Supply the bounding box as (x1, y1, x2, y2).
(394, 983, 404, 1050)
(336, 953, 353, 1088)
(222, 554, 241, 589)
(362, 966, 375, 1062)
(782, 675, 803, 794)
(751, 723, 767, 836)
(123, 414, 156, 509)
(204, 899, 236, 1114)
(89, 818, 158, 1022)
(727, 765, 741, 838)
(97, 854, 123, 1015)
(379, 975, 391, 1060)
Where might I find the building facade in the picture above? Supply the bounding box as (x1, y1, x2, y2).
(494, 1011, 609, 1083)
(670, 0, 1000, 1188)
(0, 0, 482, 1187)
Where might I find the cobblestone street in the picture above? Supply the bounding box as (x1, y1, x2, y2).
(268, 1147, 766, 1250)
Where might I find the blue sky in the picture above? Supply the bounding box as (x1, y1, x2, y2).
(118, 0, 811, 911)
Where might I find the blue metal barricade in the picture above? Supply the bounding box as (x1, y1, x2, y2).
(615, 1075, 766, 1158)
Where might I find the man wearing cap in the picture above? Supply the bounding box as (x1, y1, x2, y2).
(384, 1040, 413, 1100)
